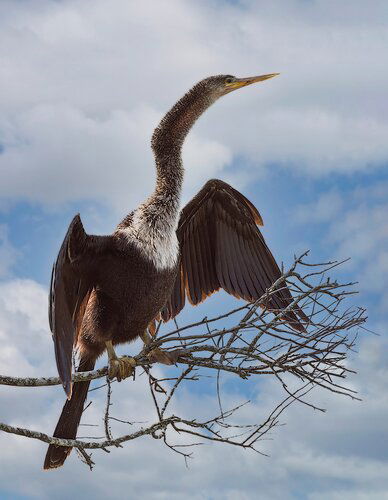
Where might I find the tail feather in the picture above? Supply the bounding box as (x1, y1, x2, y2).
(43, 356, 95, 470)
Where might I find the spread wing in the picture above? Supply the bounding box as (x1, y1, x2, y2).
(161, 179, 307, 331)
(49, 214, 113, 398)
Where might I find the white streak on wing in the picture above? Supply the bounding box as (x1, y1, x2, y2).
(119, 208, 179, 271)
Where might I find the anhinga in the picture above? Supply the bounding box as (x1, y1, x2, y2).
(44, 73, 306, 469)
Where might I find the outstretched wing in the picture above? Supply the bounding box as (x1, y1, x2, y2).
(161, 179, 307, 331)
(49, 214, 113, 398)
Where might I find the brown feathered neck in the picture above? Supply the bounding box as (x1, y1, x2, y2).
(118, 78, 219, 250)
(150, 79, 217, 198)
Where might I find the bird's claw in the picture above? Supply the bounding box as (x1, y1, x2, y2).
(108, 356, 136, 382)
(147, 347, 187, 366)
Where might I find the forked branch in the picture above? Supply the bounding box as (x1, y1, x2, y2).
(0, 253, 367, 469)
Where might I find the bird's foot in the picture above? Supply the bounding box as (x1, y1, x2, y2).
(147, 347, 187, 366)
(105, 340, 136, 382)
(108, 355, 137, 382)
(140, 331, 187, 366)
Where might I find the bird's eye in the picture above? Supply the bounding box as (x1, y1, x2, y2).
(225, 77, 233, 84)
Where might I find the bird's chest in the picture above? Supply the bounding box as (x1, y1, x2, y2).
(141, 228, 179, 271)
(119, 211, 180, 272)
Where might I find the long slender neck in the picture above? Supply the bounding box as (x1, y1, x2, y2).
(117, 83, 216, 269)
(150, 82, 215, 203)
(117, 79, 220, 270)
(117, 82, 216, 235)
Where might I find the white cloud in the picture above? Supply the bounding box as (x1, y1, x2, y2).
(0, 224, 18, 277)
(294, 190, 344, 224)
(0, 279, 53, 376)
(0, 0, 387, 215)
(310, 492, 388, 500)
(0, 102, 232, 214)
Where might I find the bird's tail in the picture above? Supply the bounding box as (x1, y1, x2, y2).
(43, 355, 95, 470)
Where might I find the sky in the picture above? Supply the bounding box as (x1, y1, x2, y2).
(0, 0, 388, 498)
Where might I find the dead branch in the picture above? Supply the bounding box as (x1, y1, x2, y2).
(0, 253, 367, 467)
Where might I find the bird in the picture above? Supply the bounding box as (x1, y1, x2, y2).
(43, 73, 307, 469)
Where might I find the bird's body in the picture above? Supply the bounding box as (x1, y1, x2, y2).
(44, 73, 307, 469)
(76, 230, 178, 360)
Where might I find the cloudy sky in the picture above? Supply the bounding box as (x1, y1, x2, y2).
(0, 0, 388, 498)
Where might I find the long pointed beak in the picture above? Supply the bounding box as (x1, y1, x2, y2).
(227, 73, 280, 91)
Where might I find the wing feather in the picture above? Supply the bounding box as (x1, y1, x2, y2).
(238, 230, 264, 299)
(215, 215, 234, 295)
(191, 218, 205, 303)
(192, 214, 208, 301)
(49, 214, 114, 398)
(222, 220, 244, 298)
(163, 179, 306, 332)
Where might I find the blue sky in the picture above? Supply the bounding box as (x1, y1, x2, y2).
(0, 1, 388, 499)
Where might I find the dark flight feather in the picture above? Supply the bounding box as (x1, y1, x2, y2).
(49, 214, 113, 398)
(162, 179, 307, 331)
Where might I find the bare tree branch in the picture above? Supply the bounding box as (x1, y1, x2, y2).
(0, 253, 367, 467)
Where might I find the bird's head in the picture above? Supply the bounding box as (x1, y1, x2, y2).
(197, 73, 280, 100)
(152, 72, 280, 152)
